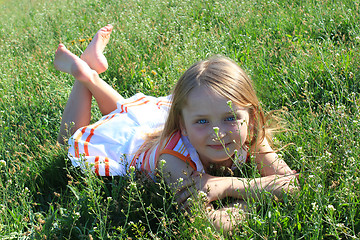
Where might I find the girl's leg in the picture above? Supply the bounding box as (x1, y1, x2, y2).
(55, 44, 94, 143)
(79, 24, 124, 114)
(55, 44, 122, 143)
(56, 25, 123, 143)
(57, 80, 92, 144)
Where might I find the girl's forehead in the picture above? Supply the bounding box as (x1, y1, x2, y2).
(187, 86, 222, 100)
(184, 86, 248, 111)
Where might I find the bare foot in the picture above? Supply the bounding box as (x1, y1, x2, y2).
(54, 44, 97, 83)
(81, 24, 113, 74)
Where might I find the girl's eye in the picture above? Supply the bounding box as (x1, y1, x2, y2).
(225, 116, 236, 121)
(196, 119, 208, 124)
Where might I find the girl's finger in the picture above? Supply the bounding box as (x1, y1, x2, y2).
(179, 195, 211, 214)
(175, 190, 190, 205)
(176, 176, 195, 190)
(175, 186, 198, 204)
(191, 171, 202, 177)
(180, 198, 192, 211)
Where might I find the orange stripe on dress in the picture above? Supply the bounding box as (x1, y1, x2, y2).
(74, 127, 87, 158)
(177, 143, 185, 155)
(160, 149, 197, 170)
(95, 156, 100, 176)
(163, 131, 181, 150)
(156, 100, 171, 109)
(119, 96, 146, 113)
(83, 114, 116, 156)
(140, 149, 149, 172)
(145, 150, 152, 173)
(161, 132, 173, 149)
(105, 157, 110, 176)
(130, 155, 138, 168)
(125, 100, 150, 111)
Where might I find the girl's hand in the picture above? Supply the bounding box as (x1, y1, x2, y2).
(254, 173, 299, 200)
(175, 171, 231, 205)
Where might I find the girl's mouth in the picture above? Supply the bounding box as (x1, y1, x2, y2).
(208, 142, 231, 150)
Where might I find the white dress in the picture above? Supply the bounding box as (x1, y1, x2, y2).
(68, 93, 171, 177)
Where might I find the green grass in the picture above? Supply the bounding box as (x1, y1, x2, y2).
(1, 0, 359, 239)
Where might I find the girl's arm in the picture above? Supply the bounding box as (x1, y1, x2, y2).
(178, 172, 297, 202)
(159, 149, 297, 204)
(253, 138, 293, 176)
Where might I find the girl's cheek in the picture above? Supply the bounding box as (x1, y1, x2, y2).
(191, 125, 208, 134)
(231, 123, 248, 138)
(229, 122, 242, 131)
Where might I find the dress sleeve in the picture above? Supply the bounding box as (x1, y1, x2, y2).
(159, 131, 197, 170)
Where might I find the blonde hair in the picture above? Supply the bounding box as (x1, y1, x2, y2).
(162, 56, 267, 149)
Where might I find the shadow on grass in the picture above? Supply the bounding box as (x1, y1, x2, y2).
(28, 148, 187, 239)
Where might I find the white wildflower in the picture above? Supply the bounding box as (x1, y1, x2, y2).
(226, 100, 232, 107)
(336, 223, 345, 228)
(327, 204, 336, 212)
(311, 202, 318, 211)
(159, 159, 166, 168)
(129, 166, 135, 172)
(213, 127, 219, 135)
(198, 191, 207, 198)
(0, 160, 6, 167)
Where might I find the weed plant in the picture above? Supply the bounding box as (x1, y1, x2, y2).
(0, 0, 359, 239)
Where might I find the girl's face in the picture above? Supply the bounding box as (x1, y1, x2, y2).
(180, 86, 250, 168)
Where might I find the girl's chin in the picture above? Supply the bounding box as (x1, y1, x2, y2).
(200, 155, 233, 166)
(205, 159, 233, 171)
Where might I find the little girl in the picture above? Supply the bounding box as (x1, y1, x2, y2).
(55, 25, 298, 231)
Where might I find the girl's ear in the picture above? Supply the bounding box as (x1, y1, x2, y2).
(179, 117, 188, 136)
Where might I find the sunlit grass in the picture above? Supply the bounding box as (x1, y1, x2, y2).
(0, 0, 359, 238)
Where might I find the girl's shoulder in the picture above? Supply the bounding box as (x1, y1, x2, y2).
(157, 153, 195, 185)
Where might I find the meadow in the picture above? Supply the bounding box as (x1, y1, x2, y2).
(0, 0, 359, 239)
